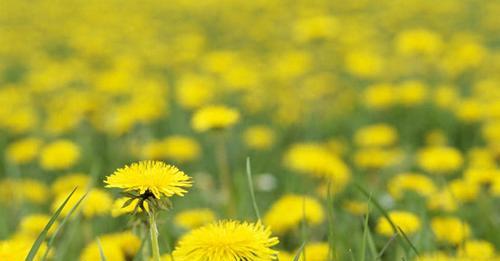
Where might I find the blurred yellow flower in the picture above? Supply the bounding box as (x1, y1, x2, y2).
(431, 217, 471, 245)
(51, 173, 91, 197)
(191, 105, 240, 132)
(173, 208, 216, 230)
(342, 200, 369, 216)
(388, 173, 437, 199)
(354, 124, 398, 147)
(345, 50, 383, 78)
(293, 15, 338, 42)
(397, 80, 428, 106)
(39, 140, 80, 171)
(173, 220, 279, 261)
(243, 125, 276, 150)
(458, 240, 496, 259)
(376, 211, 421, 237)
(6, 137, 42, 164)
(80, 231, 140, 261)
(395, 28, 443, 56)
(19, 214, 58, 237)
(264, 194, 324, 234)
(363, 83, 397, 109)
(52, 189, 112, 218)
(176, 74, 215, 110)
(284, 143, 350, 191)
(354, 147, 402, 169)
(297, 242, 330, 261)
(417, 146, 463, 174)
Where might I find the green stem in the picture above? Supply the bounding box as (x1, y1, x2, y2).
(215, 132, 236, 216)
(149, 212, 161, 261)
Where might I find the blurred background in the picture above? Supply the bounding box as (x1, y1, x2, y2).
(0, 0, 499, 260)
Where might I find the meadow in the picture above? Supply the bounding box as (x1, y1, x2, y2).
(0, 0, 499, 260)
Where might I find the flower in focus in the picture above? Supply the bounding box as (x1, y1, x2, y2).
(39, 140, 81, 171)
(6, 137, 42, 164)
(417, 146, 463, 174)
(264, 194, 324, 234)
(376, 211, 421, 237)
(431, 216, 471, 245)
(243, 125, 276, 150)
(173, 220, 279, 261)
(105, 160, 192, 200)
(191, 105, 240, 132)
(174, 208, 216, 230)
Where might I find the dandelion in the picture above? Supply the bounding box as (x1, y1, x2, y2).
(417, 146, 463, 174)
(51, 189, 112, 218)
(376, 211, 421, 237)
(105, 160, 192, 261)
(173, 220, 279, 261)
(243, 125, 276, 150)
(18, 214, 59, 237)
(191, 105, 240, 132)
(173, 208, 216, 230)
(39, 140, 80, 171)
(387, 172, 437, 199)
(431, 216, 471, 245)
(458, 240, 496, 259)
(354, 124, 398, 147)
(105, 160, 192, 200)
(264, 194, 324, 234)
(6, 137, 42, 165)
(298, 242, 330, 261)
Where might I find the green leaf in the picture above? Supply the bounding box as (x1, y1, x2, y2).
(25, 187, 78, 261)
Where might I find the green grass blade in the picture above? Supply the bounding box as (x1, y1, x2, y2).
(96, 237, 107, 261)
(41, 191, 88, 261)
(293, 242, 306, 261)
(377, 233, 398, 259)
(245, 157, 261, 220)
(25, 187, 78, 261)
(354, 184, 398, 233)
(326, 181, 335, 260)
(397, 226, 420, 257)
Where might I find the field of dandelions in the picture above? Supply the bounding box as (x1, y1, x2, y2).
(1, 0, 500, 260)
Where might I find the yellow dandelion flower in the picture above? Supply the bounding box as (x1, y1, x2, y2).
(417, 146, 463, 174)
(243, 125, 276, 150)
(51, 173, 91, 197)
(162, 136, 201, 163)
(19, 214, 59, 237)
(284, 143, 350, 191)
(458, 240, 496, 259)
(0, 237, 48, 261)
(52, 189, 112, 218)
(6, 137, 42, 164)
(431, 217, 471, 245)
(191, 105, 240, 132)
(298, 242, 330, 261)
(354, 124, 398, 147)
(264, 194, 324, 234)
(376, 211, 421, 237)
(388, 173, 437, 199)
(447, 179, 480, 203)
(343, 200, 369, 216)
(397, 80, 428, 106)
(174, 208, 216, 230)
(354, 147, 402, 169)
(173, 220, 279, 261)
(105, 161, 192, 199)
(363, 83, 397, 110)
(39, 140, 80, 171)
